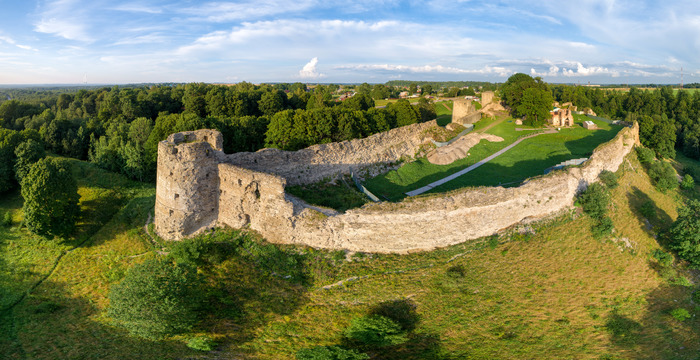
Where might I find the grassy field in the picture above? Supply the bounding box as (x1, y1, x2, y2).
(2, 150, 700, 359)
(364, 115, 622, 201)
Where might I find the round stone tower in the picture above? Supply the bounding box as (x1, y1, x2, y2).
(154, 129, 224, 240)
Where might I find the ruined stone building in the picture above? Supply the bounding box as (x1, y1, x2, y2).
(550, 108, 574, 127)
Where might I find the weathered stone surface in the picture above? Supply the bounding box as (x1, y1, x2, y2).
(452, 99, 482, 125)
(155, 121, 639, 254)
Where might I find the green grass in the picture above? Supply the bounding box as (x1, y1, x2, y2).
(2, 150, 700, 359)
(363, 115, 622, 201)
(285, 176, 369, 212)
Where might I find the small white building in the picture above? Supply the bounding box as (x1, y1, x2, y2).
(583, 120, 597, 129)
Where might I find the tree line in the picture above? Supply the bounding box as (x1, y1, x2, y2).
(0, 82, 435, 189)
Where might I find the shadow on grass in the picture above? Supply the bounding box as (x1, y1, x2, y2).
(0, 277, 193, 360)
(603, 284, 700, 359)
(192, 231, 313, 347)
(365, 124, 623, 200)
(625, 187, 672, 235)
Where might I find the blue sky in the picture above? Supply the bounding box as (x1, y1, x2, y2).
(0, 0, 698, 84)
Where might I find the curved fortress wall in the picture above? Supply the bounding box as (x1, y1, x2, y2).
(155, 123, 639, 252)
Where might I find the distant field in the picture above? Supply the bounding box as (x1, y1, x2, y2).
(363, 115, 622, 201)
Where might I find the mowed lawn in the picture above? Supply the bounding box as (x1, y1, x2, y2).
(363, 115, 622, 201)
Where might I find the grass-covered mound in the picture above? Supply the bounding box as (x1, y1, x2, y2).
(1, 150, 700, 359)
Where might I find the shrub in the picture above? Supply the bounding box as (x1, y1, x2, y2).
(681, 174, 695, 190)
(108, 258, 204, 340)
(1, 211, 11, 227)
(648, 160, 678, 193)
(636, 146, 655, 164)
(652, 249, 673, 267)
(344, 315, 408, 347)
(669, 199, 700, 268)
(296, 346, 369, 360)
(670, 308, 691, 321)
(592, 216, 614, 239)
(599, 170, 618, 188)
(692, 290, 700, 304)
(578, 183, 610, 219)
(639, 200, 656, 219)
(187, 335, 216, 351)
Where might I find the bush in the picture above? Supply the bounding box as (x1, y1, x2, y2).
(578, 183, 610, 219)
(681, 174, 695, 190)
(344, 315, 408, 347)
(169, 233, 239, 266)
(592, 216, 615, 239)
(599, 170, 618, 188)
(669, 199, 700, 268)
(648, 160, 678, 193)
(296, 346, 369, 360)
(652, 249, 674, 267)
(187, 335, 216, 351)
(108, 258, 204, 340)
(1, 211, 11, 227)
(670, 308, 691, 321)
(693, 290, 700, 304)
(636, 146, 655, 164)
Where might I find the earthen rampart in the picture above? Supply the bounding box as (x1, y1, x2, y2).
(155, 122, 639, 253)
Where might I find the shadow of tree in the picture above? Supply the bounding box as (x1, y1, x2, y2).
(0, 277, 194, 360)
(603, 284, 700, 359)
(626, 186, 673, 235)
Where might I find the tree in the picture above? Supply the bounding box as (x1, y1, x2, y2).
(669, 199, 700, 268)
(648, 160, 678, 193)
(408, 83, 418, 95)
(21, 158, 80, 238)
(516, 88, 553, 126)
(108, 258, 204, 339)
(422, 84, 433, 96)
(14, 139, 45, 183)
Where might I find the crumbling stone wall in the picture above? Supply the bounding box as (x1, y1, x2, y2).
(155, 122, 639, 253)
(452, 99, 482, 125)
(481, 91, 494, 106)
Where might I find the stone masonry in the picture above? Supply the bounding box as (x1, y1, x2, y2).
(155, 122, 640, 253)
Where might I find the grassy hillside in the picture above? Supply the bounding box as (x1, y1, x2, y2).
(1, 151, 699, 359)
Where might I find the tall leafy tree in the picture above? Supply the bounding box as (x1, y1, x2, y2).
(517, 88, 554, 126)
(14, 139, 45, 183)
(21, 158, 80, 238)
(669, 199, 700, 268)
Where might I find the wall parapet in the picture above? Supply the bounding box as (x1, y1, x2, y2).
(155, 122, 639, 253)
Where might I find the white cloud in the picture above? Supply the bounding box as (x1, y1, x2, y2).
(337, 64, 512, 77)
(299, 57, 323, 79)
(530, 65, 560, 77)
(111, 4, 163, 14)
(561, 62, 619, 77)
(183, 0, 316, 22)
(34, 0, 93, 42)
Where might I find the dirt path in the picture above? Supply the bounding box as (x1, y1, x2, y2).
(442, 102, 452, 112)
(475, 115, 506, 133)
(406, 129, 557, 196)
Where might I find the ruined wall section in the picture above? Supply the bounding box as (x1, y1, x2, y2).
(155, 123, 639, 253)
(481, 91, 494, 106)
(452, 99, 481, 125)
(223, 120, 439, 185)
(154, 130, 225, 240)
(218, 123, 639, 253)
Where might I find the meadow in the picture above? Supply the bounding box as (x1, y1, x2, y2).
(1, 150, 699, 359)
(364, 114, 622, 201)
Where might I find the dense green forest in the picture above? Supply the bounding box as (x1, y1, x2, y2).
(0, 82, 435, 192)
(2, 80, 700, 194)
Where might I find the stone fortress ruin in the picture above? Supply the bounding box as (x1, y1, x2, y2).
(155, 94, 640, 253)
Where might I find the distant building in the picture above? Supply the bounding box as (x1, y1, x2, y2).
(549, 108, 574, 127)
(399, 91, 409, 98)
(583, 120, 597, 129)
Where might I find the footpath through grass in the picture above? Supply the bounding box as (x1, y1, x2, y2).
(364, 115, 622, 201)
